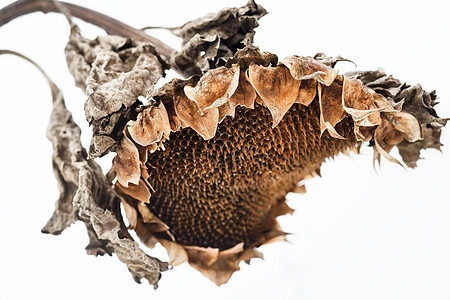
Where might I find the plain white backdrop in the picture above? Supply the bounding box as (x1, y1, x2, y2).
(0, 1, 449, 299)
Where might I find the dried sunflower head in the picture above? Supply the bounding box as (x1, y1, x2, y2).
(111, 46, 444, 285)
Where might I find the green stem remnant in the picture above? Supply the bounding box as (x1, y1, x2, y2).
(0, 0, 177, 61)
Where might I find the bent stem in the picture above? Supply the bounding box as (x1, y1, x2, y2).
(0, 0, 183, 72)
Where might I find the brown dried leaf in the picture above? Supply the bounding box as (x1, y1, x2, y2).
(396, 84, 445, 126)
(184, 64, 240, 111)
(171, 34, 220, 76)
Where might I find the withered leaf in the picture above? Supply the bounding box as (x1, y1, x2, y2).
(171, 34, 220, 76)
(169, 0, 267, 75)
(395, 84, 444, 126)
(17, 50, 168, 287)
(397, 125, 444, 168)
(65, 31, 168, 158)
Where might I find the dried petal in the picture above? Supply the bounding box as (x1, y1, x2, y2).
(384, 111, 422, 142)
(297, 79, 317, 106)
(128, 102, 171, 147)
(218, 69, 257, 121)
(174, 90, 219, 139)
(114, 134, 141, 187)
(318, 80, 345, 138)
(342, 76, 382, 125)
(280, 55, 338, 86)
(184, 64, 240, 111)
(373, 117, 405, 165)
(158, 239, 189, 266)
(115, 179, 151, 203)
(246, 64, 301, 127)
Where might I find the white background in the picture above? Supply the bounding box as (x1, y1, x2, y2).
(1, 1, 449, 299)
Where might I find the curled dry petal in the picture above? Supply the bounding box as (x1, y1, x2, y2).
(342, 76, 382, 125)
(158, 239, 189, 266)
(115, 180, 151, 203)
(184, 64, 240, 111)
(174, 89, 219, 139)
(114, 134, 141, 187)
(384, 111, 422, 142)
(372, 93, 422, 142)
(280, 55, 338, 86)
(318, 81, 345, 139)
(246, 64, 301, 127)
(374, 117, 405, 165)
(342, 76, 384, 142)
(185, 243, 245, 286)
(128, 102, 172, 147)
(314, 53, 356, 68)
(218, 69, 257, 121)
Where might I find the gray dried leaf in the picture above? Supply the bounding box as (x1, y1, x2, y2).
(65, 32, 168, 158)
(169, 0, 267, 75)
(395, 84, 444, 125)
(0, 50, 168, 287)
(38, 61, 169, 286)
(396, 125, 444, 168)
(171, 34, 220, 76)
(346, 68, 404, 100)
